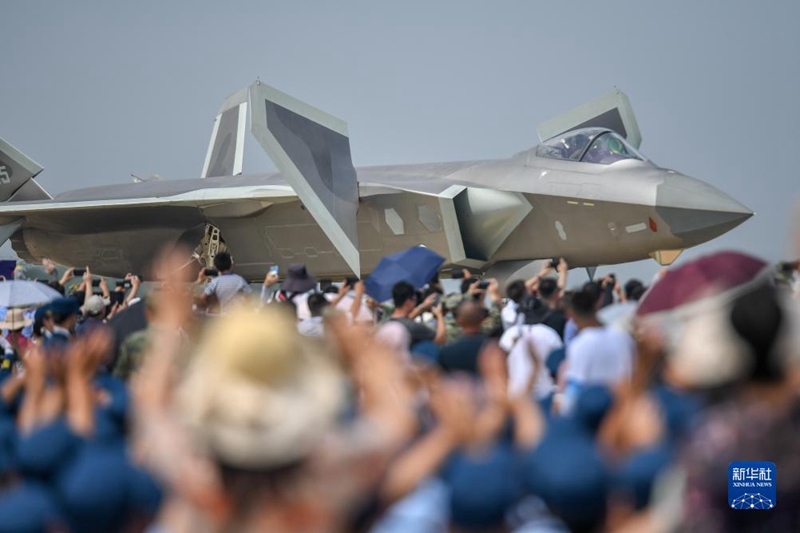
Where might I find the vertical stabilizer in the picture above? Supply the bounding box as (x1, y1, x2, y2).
(0, 136, 48, 202)
(248, 81, 360, 276)
(201, 88, 248, 178)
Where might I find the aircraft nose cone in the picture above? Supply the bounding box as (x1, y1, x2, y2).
(655, 173, 753, 245)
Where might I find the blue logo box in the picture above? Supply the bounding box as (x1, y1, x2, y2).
(728, 461, 776, 510)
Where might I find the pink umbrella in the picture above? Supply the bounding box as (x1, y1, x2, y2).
(637, 251, 770, 318)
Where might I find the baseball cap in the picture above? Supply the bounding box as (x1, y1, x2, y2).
(84, 295, 110, 317)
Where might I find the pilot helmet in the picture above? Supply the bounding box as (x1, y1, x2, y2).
(607, 135, 625, 154)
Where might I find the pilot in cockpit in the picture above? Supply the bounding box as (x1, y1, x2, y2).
(560, 132, 590, 160)
(583, 133, 631, 164)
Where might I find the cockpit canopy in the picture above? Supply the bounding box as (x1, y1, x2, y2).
(536, 127, 647, 165)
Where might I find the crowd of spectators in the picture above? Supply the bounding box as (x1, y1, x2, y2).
(0, 249, 798, 532)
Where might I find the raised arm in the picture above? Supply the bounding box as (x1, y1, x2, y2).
(349, 280, 365, 320)
(65, 329, 112, 437)
(409, 293, 437, 320)
(432, 304, 446, 345)
(260, 270, 279, 304)
(526, 262, 553, 292)
(125, 275, 142, 304)
(98, 276, 111, 300)
(379, 379, 474, 503)
(58, 267, 76, 288)
(557, 258, 569, 294)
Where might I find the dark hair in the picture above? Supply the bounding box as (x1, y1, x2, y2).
(33, 312, 49, 337)
(569, 289, 597, 319)
(539, 278, 558, 300)
(213, 252, 233, 272)
(624, 279, 645, 301)
(628, 284, 646, 302)
(505, 280, 527, 304)
(582, 282, 601, 303)
(392, 281, 417, 308)
(307, 292, 329, 317)
(730, 283, 784, 383)
(460, 277, 479, 294)
(44, 280, 65, 295)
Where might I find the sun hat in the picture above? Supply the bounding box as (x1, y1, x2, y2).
(280, 263, 317, 294)
(176, 305, 345, 469)
(0, 308, 32, 331)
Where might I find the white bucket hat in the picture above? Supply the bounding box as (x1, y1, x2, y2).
(176, 305, 345, 469)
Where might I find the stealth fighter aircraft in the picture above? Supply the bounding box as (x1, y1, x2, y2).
(0, 81, 752, 281)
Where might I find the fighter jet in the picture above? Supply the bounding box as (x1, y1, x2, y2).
(0, 81, 752, 282)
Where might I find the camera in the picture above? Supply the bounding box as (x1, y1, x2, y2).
(204, 268, 219, 277)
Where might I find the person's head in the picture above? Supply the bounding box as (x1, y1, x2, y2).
(46, 280, 65, 295)
(213, 252, 233, 273)
(175, 306, 345, 528)
(538, 278, 559, 303)
(392, 281, 418, 314)
(49, 297, 81, 331)
(41, 257, 55, 273)
(455, 299, 484, 333)
(33, 305, 53, 338)
(84, 295, 108, 319)
(505, 279, 527, 304)
(307, 293, 329, 318)
(582, 281, 601, 307)
(624, 279, 645, 302)
(730, 283, 785, 384)
(460, 277, 479, 295)
(568, 289, 598, 326)
(0, 309, 32, 347)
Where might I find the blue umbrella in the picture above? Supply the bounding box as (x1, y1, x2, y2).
(365, 246, 445, 302)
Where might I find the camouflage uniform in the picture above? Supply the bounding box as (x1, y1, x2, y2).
(443, 293, 465, 343)
(441, 292, 503, 341)
(112, 327, 152, 381)
(481, 303, 503, 337)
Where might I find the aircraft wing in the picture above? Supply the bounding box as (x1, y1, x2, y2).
(0, 178, 295, 217)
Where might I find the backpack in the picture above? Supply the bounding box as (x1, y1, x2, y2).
(518, 295, 551, 325)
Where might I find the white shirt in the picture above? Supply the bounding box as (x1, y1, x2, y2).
(499, 323, 563, 399)
(297, 316, 325, 337)
(564, 326, 634, 386)
(501, 301, 520, 331)
(203, 272, 252, 311)
(292, 292, 369, 323)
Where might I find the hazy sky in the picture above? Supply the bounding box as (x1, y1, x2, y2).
(2, 1, 798, 284)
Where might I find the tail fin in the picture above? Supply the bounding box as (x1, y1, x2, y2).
(536, 88, 642, 148)
(201, 88, 248, 178)
(0, 136, 51, 202)
(248, 80, 360, 276)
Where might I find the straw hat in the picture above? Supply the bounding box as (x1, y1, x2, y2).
(175, 305, 345, 469)
(0, 308, 32, 331)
